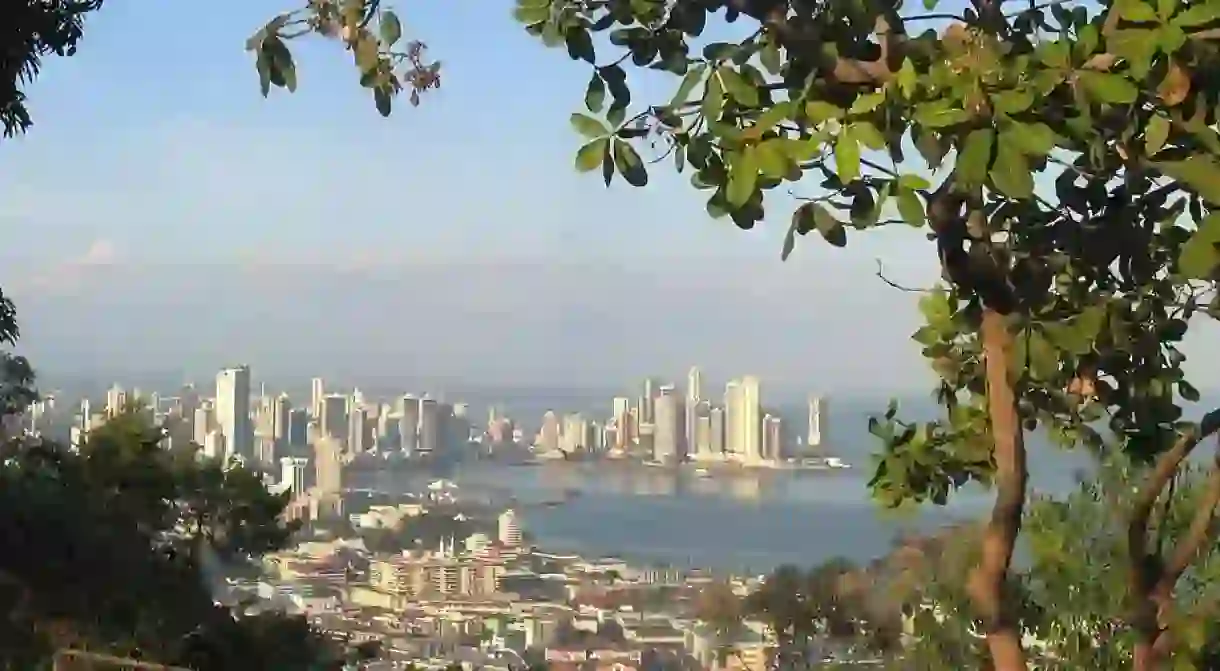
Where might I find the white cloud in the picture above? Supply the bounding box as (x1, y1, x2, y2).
(22, 239, 121, 295)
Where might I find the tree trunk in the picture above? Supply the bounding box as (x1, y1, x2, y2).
(968, 309, 1029, 671)
(1128, 424, 1220, 671)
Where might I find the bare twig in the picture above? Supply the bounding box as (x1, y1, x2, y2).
(875, 259, 935, 293)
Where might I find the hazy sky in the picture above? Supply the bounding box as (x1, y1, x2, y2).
(1, 1, 1217, 395)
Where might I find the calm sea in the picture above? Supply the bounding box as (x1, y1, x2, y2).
(360, 433, 1091, 574)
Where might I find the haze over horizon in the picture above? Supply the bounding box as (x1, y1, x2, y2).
(3, 1, 1220, 397)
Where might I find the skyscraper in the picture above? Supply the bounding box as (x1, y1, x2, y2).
(653, 390, 683, 464)
(320, 394, 348, 443)
(418, 397, 440, 454)
(724, 380, 742, 458)
(215, 366, 252, 461)
(310, 377, 325, 419)
(685, 366, 701, 456)
(399, 394, 420, 455)
(740, 376, 762, 464)
(808, 396, 825, 448)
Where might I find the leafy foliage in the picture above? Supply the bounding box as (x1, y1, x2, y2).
(246, 0, 441, 116)
(0, 289, 36, 424)
(517, 0, 1220, 505)
(0, 0, 102, 138)
(520, 0, 1220, 664)
(0, 408, 330, 669)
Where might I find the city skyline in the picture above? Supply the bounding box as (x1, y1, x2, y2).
(4, 2, 1220, 395)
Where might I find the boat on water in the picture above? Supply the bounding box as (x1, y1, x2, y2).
(694, 468, 712, 478)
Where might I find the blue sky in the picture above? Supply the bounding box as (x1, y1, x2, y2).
(0, 1, 1216, 397)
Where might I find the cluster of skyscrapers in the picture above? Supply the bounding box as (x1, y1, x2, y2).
(530, 367, 826, 467)
(37, 367, 479, 521)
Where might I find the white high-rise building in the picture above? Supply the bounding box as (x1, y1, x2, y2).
(685, 366, 701, 456)
(808, 396, 825, 448)
(215, 366, 252, 461)
(653, 390, 683, 463)
(740, 376, 762, 464)
(724, 380, 742, 457)
(279, 456, 309, 496)
(498, 509, 523, 548)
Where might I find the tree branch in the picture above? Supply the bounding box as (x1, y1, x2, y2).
(1129, 408, 1220, 576)
(875, 260, 934, 293)
(1157, 442, 1220, 593)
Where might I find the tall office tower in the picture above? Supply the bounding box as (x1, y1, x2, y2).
(641, 378, 657, 424)
(179, 384, 199, 438)
(348, 407, 369, 454)
(762, 414, 784, 462)
(686, 366, 701, 455)
(280, 457, 309, 496)
(105, 384, 126, 417)
(216, 365, 253, 461)
(397, 394, 419, 454)
(320, 394, 348, 443)
(723, 380, 743, 457)
(498, 509, 523, 548)
(695, 413, 713, 460)
(808, 395, 826, 448)
(653, 392, 683, 463)
(376, 403, 395, 447)
(203, 429, 225, 459)
(287, 408, 309, 448)
(314, 436, 344, 495)
(193, 404, 213, 446)
(740, 375, 763, 464)
(272, 394, 292, 446)
(310, 378, 325, 419)
(418, 397, 440, 455)
(707, 407, 722, 456)
(560, 414, 588, 453)
(538, 411, 561, 453)
(610, 396, 631, 449)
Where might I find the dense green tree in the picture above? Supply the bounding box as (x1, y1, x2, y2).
(0, 408, 333, 669)
(511, 0, 1220, 667)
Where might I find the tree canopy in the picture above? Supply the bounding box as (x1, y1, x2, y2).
(0, 408, 356, 670)
(513, 0, 1220, 667)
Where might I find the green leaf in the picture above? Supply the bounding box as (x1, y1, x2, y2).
(1179, 212, 1220, 279)
(373, 86, 392, 117)
(850, 122, 886, 150)
(811, 204, 846, 247)
(703, 73, 725, 121)
(918, 291, 953, 326)
(669, 66, 703, 107)
(717, 67, 759, 106)
(726, 147, 759, 207)
(1173, 2, 1220, 26)
(913, 103, 970, 128)
(1145, 115, 1170, 155)
(380, 10, 403, 46)
(834, 131, 861, 183)
(805, 101, 844, 124)
(849, 91, 886, 115)
(990, 138, 1033, 199)
(1117, 0, 1158, 21)
(565, 27, 596, 63)
(744, 102, 793, 140)
(760, 41, 782, 75)
(957, 128, 995, 186)
(513, 4, 550, 24)
(1078, 71, 1139, 104)
(896, 59, 918, 99)
(571, 113, 608, 138)
(575, 138, 609, 172)
(1157, 155, 1220, 204)
(897, 189, 926, 227)
(613, 139, 648, 186)
(756, 139, 789, 179)
(898, 174, 930, 190)
(1004, 122, 1057, 155)
(1027, 331, 1058, 381)
(584, 73, 606, 113)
